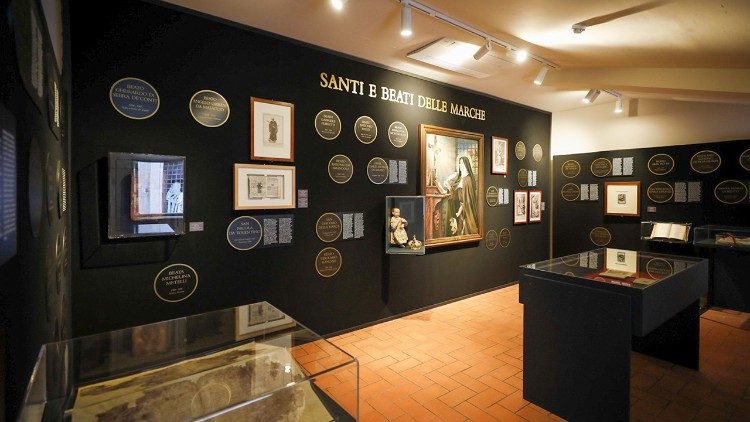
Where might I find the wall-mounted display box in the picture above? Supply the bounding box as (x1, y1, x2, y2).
(694, 225, 750, 250)
(640, 221, 692, 243)
(20, 302, 358, 421)
(694, 225, 750, 312)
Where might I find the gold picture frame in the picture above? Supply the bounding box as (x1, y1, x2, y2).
(250, 97, 294, 162)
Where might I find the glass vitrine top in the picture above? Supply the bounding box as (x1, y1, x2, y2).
(523, 248, 704, 290)
(21, 302, 357, 421)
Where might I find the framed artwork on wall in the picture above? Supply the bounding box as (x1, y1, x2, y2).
(235, 302, 296, 340)
(234, 163, 296, 210)
(491, 136, 508, 174)
(528, 190, 542, 223)
(420, 124, 484, 247)
(250, 97, 294, 162)
(604, 181, 641, 216)
(514, 190, 528, 225)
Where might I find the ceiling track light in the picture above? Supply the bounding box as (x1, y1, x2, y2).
(614, 97, 623, 113)
(533, 66, 549, 86)
(473, 39, 492, 61)
(395, 0, 558, 69)
(330, 0, 348, 11)
(583, 89, 601, 104)
(401, 1, 412, 37)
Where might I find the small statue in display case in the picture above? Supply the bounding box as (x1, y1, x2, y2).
(389, 207, 409, 247)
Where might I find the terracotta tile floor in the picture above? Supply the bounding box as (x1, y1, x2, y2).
(327, 284, 750, 421)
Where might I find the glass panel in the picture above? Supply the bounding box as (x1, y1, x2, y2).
(694, 225, 750, 250)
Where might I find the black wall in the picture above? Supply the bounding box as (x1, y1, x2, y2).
(553, 139, 750, 257)
(70, 0, 551, 337)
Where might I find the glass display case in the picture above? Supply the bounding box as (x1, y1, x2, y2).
(640, 221, 691, 243)
(20, 302, 358, 421)
(694, 224, 750, 250)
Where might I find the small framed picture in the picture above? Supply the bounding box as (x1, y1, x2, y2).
(492, 137, 508, 174)
(528, 190, 542, 223)
(250, 97, 294, 162)
(514, 190, 528, 225)
(604, 181, 641, 216)
(234, 163, 296, 210)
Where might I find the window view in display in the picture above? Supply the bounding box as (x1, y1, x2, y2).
(20, 302, 359, 421)
(385, 196, 425, 255)
(421, 124, 483, 247)
(108, 153, 186, 239)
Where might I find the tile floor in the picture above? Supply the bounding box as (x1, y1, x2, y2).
(325, 284, 750, 421)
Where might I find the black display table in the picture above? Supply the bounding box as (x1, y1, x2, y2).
(519, 248, 707, 422)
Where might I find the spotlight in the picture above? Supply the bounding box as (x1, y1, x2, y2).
(330, 0, 347, 11)
(515, 49, 528, 62)
(614, 98, 623, 113)
(401, 1, 412, 37)
(533, 66, 549, 86)
(572, 23, 587, 34)
(473, 39, 492, 61)
(582, 89, 600, 104)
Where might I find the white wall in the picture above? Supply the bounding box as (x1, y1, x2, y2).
(551, 99, 750, 156)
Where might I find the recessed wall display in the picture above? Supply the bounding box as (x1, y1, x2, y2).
(251, 97, 294, 162)
(604, 181, 641, 216)
(528, 190, 542, 223)
(647, 153, 675, 175)
(485, 230, 498, 250)
(386, 196, 425, 255)
(153, 263, 198, 303)
(315, 247, 342, 277)
(316, 213, 343, 243)
(498, 228, 511, 248)
(226, 216, 263, 251)
(420, 124, 484, 247)
(366, 157, 389, 184)
(741, 149, 750, 171)
(233, 163, 296, 210)
(690, 150, 721, 174)
(590, 158, 612, 177)
(561, 160, 581, 178)
(109, 77, 160, 120)
(518, 169, 528, 187)
(561, 183, 580, 201)
(388, 121, 408, 148)
(714, 180, 749, 204)
(491, 137, 508, 174)
(515, 141, 526, 160)
(189, 90, 230, 127)
(532, 144, 543, 163)
(513, 190, 528, 225)
(109, 153, 186, 238)
(328, 154, 353, 184)
(354, 116, 377, 144)
(314, 109, 341, 140)
(590, 227, 612, 246)
(28, 137, 43, 238)
(0, 104, 17, 266)
(647, 182, 675, 203)
(486, 186, 499, 206)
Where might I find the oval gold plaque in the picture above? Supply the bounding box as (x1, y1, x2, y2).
(561, 183, 581, 201)
(590, 158, 612, 177)
(315, 247, 342, 277)
(646, 182, 674, 203)
(590, 227, 612, 247)
(561, 160, 580, 178)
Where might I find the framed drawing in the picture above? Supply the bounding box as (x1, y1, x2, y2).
(250, 97, 294, 162)
(235, 302, 296, 340)
(420, 124, 484, 247)
(234, 164, 295, 210)
(491, 136, 508, 174)
(514, 190, 528, 225)
(528, 190, 542, 223)
(604, 181, 641, 216)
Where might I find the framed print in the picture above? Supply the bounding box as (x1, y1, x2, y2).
(513, 190, 528, 225)
(420, 124, 484, 247)
(528, 190, 542, 223)
(491, 136, 508, 174)
(250, 97, 294, 162)
(604, 181, 641, 216)
(234, 164, 295, 210)
(235, 302, 296, 341)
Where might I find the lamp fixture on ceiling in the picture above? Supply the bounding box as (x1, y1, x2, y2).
(505, 48, 528, 63)
(401, 0, 413, 37)
(572, 23, 587, 34)
(473, 39, 492, 60)
(330, 0, 348, 11)
(395, 0, 557, 70)
(533, 66, 549, 86)
(614, 97, 623, 113)
(583, 89, 601, 104)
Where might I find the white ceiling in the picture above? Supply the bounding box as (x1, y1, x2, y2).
(164, 0, 750, 112)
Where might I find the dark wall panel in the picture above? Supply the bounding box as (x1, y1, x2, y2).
(70, 0, 551, 337)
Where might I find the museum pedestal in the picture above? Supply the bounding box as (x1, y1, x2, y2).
(19, 302, 358, 421)
(519, 249, 707, 422)
(694, 225, 750, 312)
